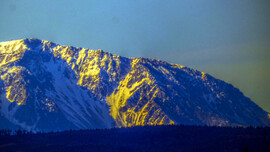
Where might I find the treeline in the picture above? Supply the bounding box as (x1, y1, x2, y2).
(0, 125, 270, 152)
(1, 124, 269, 136)
(0, 129, 34, 136)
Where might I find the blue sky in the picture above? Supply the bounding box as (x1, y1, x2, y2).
(0, 0, 270, 111)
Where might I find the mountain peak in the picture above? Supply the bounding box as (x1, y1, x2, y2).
(0, 39, 269, 131)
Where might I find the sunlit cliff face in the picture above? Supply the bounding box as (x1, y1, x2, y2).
(0, 38, 269, 131)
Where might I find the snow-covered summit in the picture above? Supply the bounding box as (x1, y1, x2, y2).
(0, 38, 269, 131)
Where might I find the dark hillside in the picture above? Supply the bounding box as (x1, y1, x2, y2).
(0, 125, 269, 152)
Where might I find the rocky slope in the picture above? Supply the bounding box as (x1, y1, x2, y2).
(0, 38, 269, 131)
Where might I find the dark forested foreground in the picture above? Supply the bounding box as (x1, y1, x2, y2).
(0, 125, 270, 152)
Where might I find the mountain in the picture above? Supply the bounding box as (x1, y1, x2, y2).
(0, 38, 269, 131)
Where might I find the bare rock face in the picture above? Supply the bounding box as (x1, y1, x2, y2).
(0, 38, 269, 131)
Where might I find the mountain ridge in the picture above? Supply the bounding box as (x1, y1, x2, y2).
(0, 38, 269, 131)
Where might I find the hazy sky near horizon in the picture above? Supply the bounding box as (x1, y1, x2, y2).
(0, 0, 270, 111)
